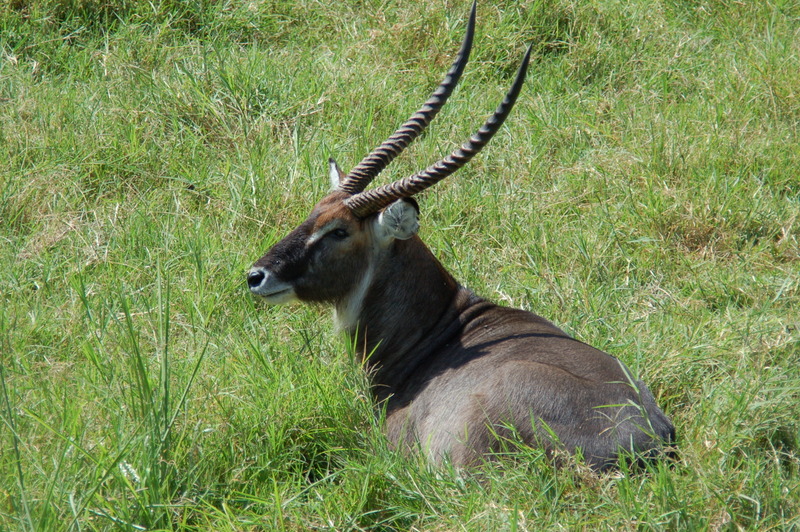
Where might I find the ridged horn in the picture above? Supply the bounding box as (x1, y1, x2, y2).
(344, 44, 532, 218)
(338, 1, 477, 195)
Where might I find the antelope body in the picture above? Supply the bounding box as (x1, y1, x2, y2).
(248, 4, 674, 469)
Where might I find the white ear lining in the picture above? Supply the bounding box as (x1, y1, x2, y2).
(329, 158, 344, 190)
(376, 199, 420, 241)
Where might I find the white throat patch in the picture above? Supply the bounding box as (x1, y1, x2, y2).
(334, 261, 376, 332)
(332, 201, 417, 332)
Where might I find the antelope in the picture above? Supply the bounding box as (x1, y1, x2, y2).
(248, 4, 675, 470)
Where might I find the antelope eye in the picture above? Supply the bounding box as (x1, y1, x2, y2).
(329, 228, 349, 240)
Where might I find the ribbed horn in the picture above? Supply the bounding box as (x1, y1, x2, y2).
(344, 44, 532, 218)
(338, 1, 477, 195)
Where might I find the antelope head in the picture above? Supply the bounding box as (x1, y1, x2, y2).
(247, 3, 531, 327)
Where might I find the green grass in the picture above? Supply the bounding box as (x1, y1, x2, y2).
(1, 0, 799, 529)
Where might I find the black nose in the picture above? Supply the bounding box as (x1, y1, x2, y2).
(247, 269, 265, 288)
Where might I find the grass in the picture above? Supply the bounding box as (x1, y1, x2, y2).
(1, 0, 799, 529)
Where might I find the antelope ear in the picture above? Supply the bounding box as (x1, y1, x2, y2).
(329, 158, 345, 189)
(376, 198, 420, 241)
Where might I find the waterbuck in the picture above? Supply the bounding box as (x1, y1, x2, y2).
(248, 4, 675, 469)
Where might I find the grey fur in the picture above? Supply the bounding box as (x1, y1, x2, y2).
(248, 192, 675, 469)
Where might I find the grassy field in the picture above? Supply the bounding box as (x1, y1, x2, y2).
(1, 0, 799, 529)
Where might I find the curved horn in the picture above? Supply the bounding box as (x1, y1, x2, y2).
(338, 1, 477, 195)
(344, 44, 532, 218)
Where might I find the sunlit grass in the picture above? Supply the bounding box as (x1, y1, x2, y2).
(1, 0, 799, 529)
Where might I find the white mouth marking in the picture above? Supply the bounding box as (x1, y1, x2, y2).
(249, 269, 297, 304)
(261, 287, 291, 298)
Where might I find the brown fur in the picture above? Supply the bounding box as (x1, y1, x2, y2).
(249, 193, 675, 469)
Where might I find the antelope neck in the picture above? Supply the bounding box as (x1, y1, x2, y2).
(343, 236, 462, 396)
